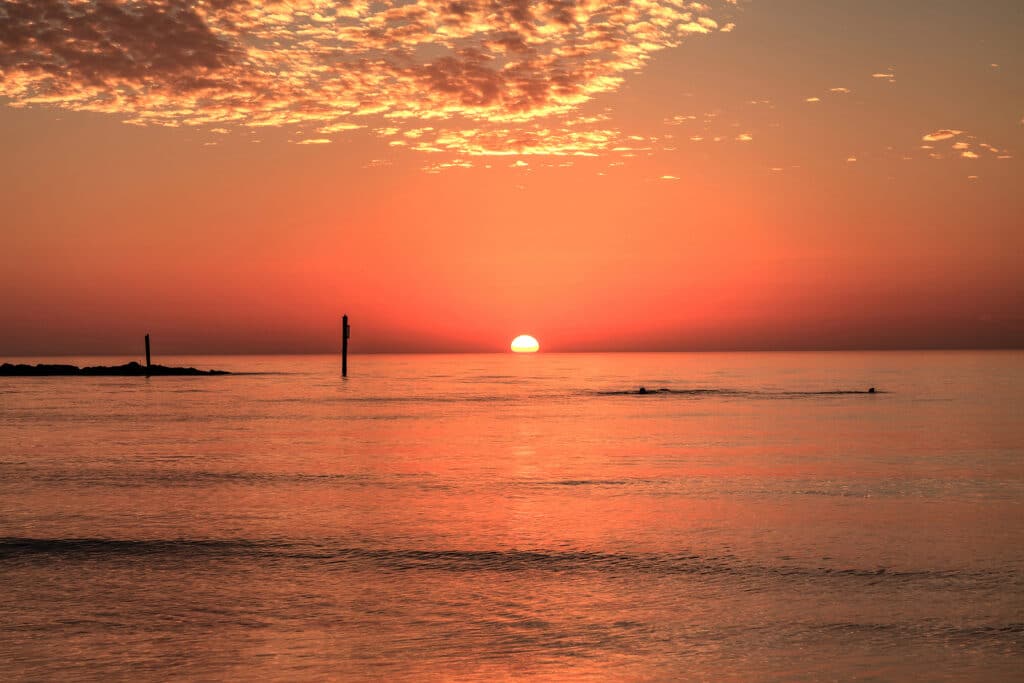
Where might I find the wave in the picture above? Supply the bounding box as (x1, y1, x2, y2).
(6, 468, 1015, 501)
(590, 388, 884, 397)
(0, 469, 451, 491)
(0, 537, 1010, 587)
(253, 386, 886, 405)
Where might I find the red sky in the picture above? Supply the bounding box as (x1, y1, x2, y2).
(1, 0, 1022, 353)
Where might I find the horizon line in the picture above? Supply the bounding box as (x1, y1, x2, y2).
(5, 346, 1024, 358)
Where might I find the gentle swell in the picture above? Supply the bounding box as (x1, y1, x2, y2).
(0, 538, 1010, 588)
(591, 388, 884, 397)
(0, 470, 449, 490)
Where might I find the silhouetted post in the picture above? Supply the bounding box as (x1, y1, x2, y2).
(342, 315, 350, 377)
(145, 334, 151, 371)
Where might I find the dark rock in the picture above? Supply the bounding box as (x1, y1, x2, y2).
(1, 362, 230, 376)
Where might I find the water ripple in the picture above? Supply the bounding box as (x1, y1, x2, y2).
(1, 538, 1015, 589)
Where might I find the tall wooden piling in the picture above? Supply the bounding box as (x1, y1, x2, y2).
(145, 334, 151, 371)
(342, 315, 350, 377)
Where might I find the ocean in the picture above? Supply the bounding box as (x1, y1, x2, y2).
(1, 351, 1021, 680)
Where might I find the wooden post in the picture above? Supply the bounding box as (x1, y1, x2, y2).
(342, 315, 350, 377)
(145, 334, 151, 371)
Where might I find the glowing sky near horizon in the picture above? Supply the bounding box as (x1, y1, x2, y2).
(0, 0, 1022, 353)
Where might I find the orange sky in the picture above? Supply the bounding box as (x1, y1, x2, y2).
(1, 0, 1022, 353)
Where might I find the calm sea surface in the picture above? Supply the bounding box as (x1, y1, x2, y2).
(1, 351, 1022, 680)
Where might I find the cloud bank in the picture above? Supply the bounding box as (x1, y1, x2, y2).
(0, 0, 739, 154)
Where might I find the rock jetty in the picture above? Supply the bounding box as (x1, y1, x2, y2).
(0, 361, 229, 376)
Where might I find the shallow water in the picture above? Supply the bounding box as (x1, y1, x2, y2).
(1, 351, 1022, 679)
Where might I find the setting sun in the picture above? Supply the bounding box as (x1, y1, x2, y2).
(510, 335, 540, 353)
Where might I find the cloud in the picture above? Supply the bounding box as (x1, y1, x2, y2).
(422, 159, 473, 174)
(922, 129, 963, 142)
(0, 1, 236, 82)
(0, 0, 741, 156)
(918, 129, 1012, 162)
(319, 122, 364, 134)
(665, 114, 697, 125)
(804, 84, 858, 102)
(386, 121, 644, 157)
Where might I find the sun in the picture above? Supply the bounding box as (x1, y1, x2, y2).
(510, 334, 540, 353)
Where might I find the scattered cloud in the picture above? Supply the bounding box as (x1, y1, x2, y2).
(422, 159, 473, 174)
(320, 122, 364, 135)
(660, 175, 679, 180)
(387, 122, 647, 157)
(665, 115, 697, 125)
(662, 110, 756, 146)
(0, 0, 741, 158)
(805, 86, 854, 102)
(918, 129, 1011, 162)
(922, 129, 963, 142)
